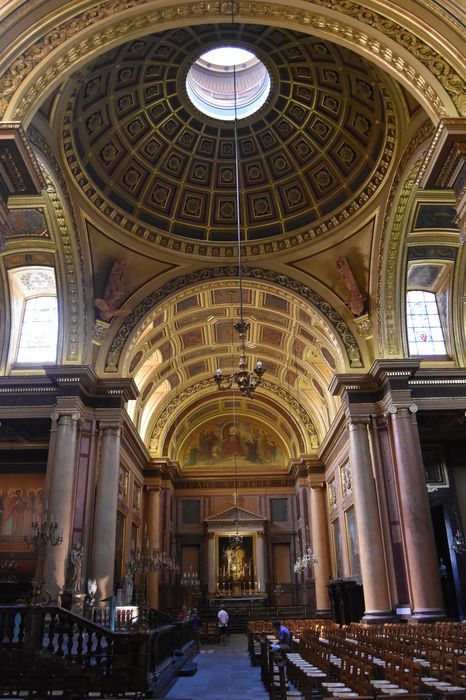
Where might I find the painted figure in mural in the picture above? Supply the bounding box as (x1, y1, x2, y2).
(222, 426, 242, 456)
(199, 430, 218, 461)
(245, 435, 261, 463)
(65, 542, 84, 592)
(95, 259, 131, 322)
(2, 489, 25, 535)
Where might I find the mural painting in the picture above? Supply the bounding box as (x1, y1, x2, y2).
(0, 474, 45, 549)
(181, 417, 286, 467)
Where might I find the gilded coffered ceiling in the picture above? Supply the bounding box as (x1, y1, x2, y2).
(64, 24, 396, 254)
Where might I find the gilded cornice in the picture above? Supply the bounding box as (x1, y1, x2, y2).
(28, 125, 87, 363)
(0, 0, 463, 122)
(103, 266, 363, 374)
(376, 120, 434, 356)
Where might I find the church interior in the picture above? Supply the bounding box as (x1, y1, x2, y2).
(0, 0, 465, 696)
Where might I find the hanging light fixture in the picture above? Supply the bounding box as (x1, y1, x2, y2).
(451, 509, 466, 555)
(293, 526, 318, 574)
(213, 21, 265, 399)
(229, 447, 243, 549)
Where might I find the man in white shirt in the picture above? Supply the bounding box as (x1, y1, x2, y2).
(217, 607, 229, 645)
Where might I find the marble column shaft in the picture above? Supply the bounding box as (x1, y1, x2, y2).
(147, 488, 161, 609)
(349, 420, 392, 621)
(44, 411, 80, 599)
(90, 423, 121, 602)
(310, 485, 332, 615)
(207, 533, 216, 595)
(390, 408, 444, 619)
(256, 531, 266, 593)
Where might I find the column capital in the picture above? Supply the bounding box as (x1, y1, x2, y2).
(347, 417, 370, 431)
(310, 482, 325, 491)
(386, 403, 418, 416)
(51, 410, 81, 424)
(98, 420, 121, 435)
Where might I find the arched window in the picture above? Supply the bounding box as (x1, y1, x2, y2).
(406, 290, 446, 356)
(8, 267, 58, 365)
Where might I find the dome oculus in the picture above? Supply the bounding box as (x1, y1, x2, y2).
(186, 46, 271, 121)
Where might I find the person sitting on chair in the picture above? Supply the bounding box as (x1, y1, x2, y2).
(271, 619, 291, 653)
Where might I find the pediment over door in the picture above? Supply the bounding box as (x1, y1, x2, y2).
(205, 506, 267, 532)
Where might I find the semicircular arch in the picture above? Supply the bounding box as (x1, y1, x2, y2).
(0, 1, 463, 127)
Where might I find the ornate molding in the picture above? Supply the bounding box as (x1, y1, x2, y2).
(376, 120, 434, 356)
(62, 46, 396, 253)
(28, 125, 87, 363)
(104, 266, 362, 373)
(0, 0, 463, 122)
(148, 377, 319, 453)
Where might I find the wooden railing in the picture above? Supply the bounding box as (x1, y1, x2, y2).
(0, 605, 194, 697)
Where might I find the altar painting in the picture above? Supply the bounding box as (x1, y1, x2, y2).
(218, 536, 254, 583)
(181, 417, 285, 467)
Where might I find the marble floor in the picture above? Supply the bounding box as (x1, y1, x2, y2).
(165, 633, 270, 700)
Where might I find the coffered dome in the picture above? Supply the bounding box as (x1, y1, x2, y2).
(65, 24, 396, 253)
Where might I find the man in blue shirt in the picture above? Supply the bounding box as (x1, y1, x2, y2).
(271, 619, 291, 652)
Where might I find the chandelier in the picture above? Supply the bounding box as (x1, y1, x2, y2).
(180, 566, 200, 591)
(212, 40, 265, 399)
(452, 529, 466, 554)
(451, 509, 466, 555)
(293, 529, 318, 574)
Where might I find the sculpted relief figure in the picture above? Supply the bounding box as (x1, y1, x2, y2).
(95, 259, 131, 322)
(335, 255, 366, 317)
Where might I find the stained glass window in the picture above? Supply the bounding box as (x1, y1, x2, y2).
(406, 290, 446, 356)
(17, 296, 58, 363)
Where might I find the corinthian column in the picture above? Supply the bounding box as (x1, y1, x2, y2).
(44, 411, 80, 600)
(310, 484, 332, 617)
(90, 422, 121, 602)
(389, 405, 444, 620)
(146, 487, 161, 608)
(349, 420, 393, 622)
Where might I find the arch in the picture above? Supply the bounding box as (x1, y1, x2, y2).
(101, 266, 364, 375)
(0, 0, 463, 127)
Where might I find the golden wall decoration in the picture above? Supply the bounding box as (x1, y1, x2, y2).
(376, 120, 434, 357)
(0, 0, 463, 123)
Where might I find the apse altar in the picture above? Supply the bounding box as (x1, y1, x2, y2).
(205, 506, 267, 600)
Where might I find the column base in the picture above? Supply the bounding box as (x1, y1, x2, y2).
(362, 609, 396, 624)
(410, 607, 446, 622)
(314, 608, 333, 619)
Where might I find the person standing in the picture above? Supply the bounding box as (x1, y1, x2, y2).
(191, 608, 201, 653)
(217, 606, 229, 645)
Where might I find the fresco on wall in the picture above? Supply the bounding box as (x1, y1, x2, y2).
(0, 474, 45, 551)
(181, 417, 286, 467)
